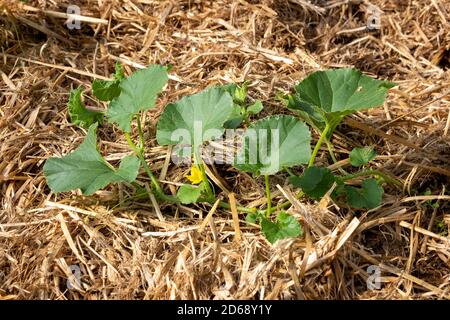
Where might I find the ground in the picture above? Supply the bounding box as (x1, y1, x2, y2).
(0, 0, 449, 299)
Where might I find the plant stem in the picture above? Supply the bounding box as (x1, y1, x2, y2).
(308, 122, 331, 167)
(264, 175, 272, 217)
(285, 168, 296, 177)
(218, 201, 258, 214)
(341, 169, 403, 187)
(136, 115, 145, 153)
(125, 132, 177, 202)
(324, 138, 348, 175)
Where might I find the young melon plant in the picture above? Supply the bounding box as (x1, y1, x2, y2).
(283, 68, 399, 210)
(43, 65, 397, 244)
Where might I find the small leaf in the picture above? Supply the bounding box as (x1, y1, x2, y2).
(113, 62, 125, 81)
(234, 82, 248, 104)
(349, 146, 377, 166)
(43, 124, 140, 195)
(107, 65, 168, 132)
(247, 100, 264, 114)
(67, 87, 104, 128)
(224, 104, 244, 129)
(92, 63, 125, 101)
(234, 115, 311, 176)
(177, 183, 204, 204)
(261, 211, 302, 244)
(345, 178, 383, 209)
(291, 167, 335, 200)
(156, 87, 233, 151)
(246, 211, 264, 224)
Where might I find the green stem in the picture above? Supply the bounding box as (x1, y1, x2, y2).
(341, 169, 403, 187)
(285, 168, 296, 177)
(308, 122, 331, 167)
(218, 201, 259, 214)
(264, 175, 271, 217)
(324, 138, 348, 175)
(125, 132, 177, 202)
(136, 115, 145, 153)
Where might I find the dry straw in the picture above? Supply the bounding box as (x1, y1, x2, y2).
(0, 0, 449, 299)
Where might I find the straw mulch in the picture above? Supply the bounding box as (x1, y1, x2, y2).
(1, 0, 449, 300)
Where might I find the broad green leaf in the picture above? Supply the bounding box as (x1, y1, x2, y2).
(234, 115, 311, 176)
(285, 68, 395, 131)
(247, 100, 264, 114)
(283, 92, 326, 129)
(92, 63, 125, 101)
(294, 68, 395, 114)
(156, 87, 233, 151)
(261, 211, 302, 244)
(107, 65, 168, 132)
(68, 87, 104, 128)
(349, 146, 377, 167)
(290, 167, 335, 200)
(43, 124, 140, 195)
(345, 178, 383, 209)
(177, 183, 204, 204)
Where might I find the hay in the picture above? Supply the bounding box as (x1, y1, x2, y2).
(1, 0, 449, 299)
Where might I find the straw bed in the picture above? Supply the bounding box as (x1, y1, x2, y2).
(0, 0, 449, 299)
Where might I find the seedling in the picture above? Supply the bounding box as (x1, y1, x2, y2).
(222, 82, 264, 129)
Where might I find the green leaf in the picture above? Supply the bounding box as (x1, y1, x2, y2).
(156, 87, 233, 151)
(234, 82, 248, 104)
(246, 211, 264, 224)
(234, 115, 311, 176)
(107, 65, 168, 132)
(290, 167, 335, 200)
(294, 68, 395, 114)
(224, 104, 244, 129)
(345, 178, 383, 209)
(92, 80, 122, 101)
(261, 211, 302, 244)
(349, 146, 377, 167)
(92, 63, 125, 101)
(285, 68, 395, 130)
(43, 124, 140, 195)
(247, 100, 264, 114)
(177, 183, 204, 204)
(113, 62, 125, 81)
(67, 87, 104, 128)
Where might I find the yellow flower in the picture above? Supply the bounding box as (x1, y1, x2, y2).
(186, 166, 203, 184)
